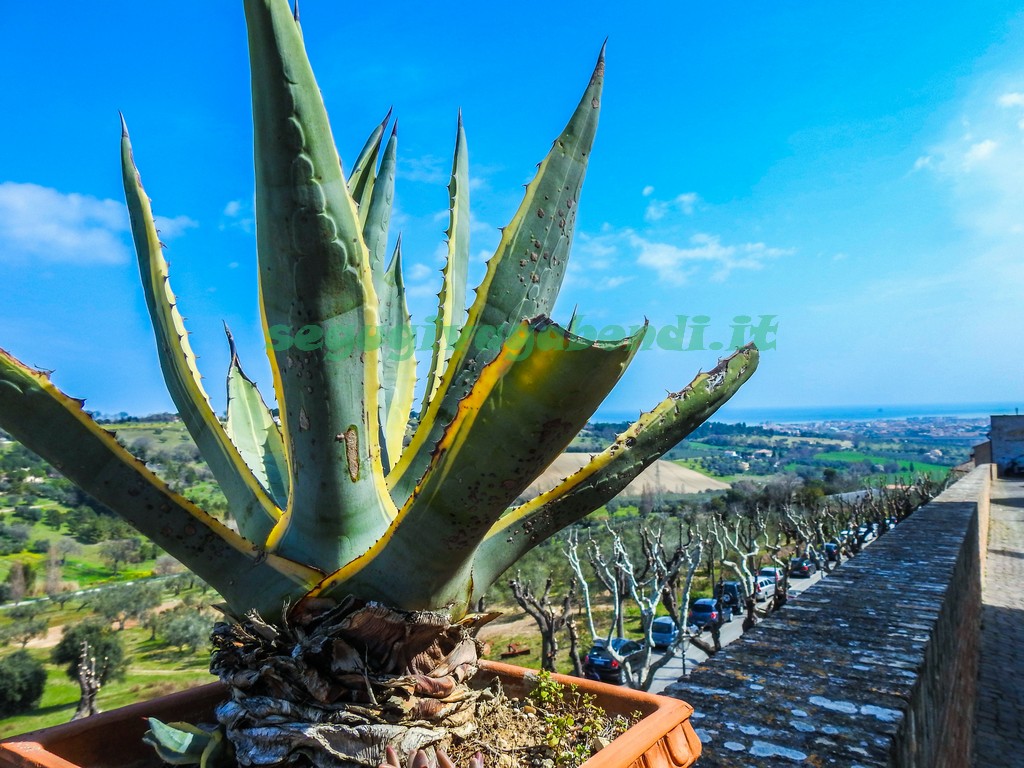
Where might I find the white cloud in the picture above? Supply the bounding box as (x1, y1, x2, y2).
(569, 226, 792, 288)
(998, 92, 1024, 107)
(918, 75, 1024, 300)
(630, 232, 791, 284)
(641, 185, 655, 197)
(644, 192, 698, 222)
(408, 263, 434, 281)
(574, 232, 617, 270)
(0, 182, 130, 264)
(154, 214, 198, 240)
(923, 82, 1024, 236)
(964, 138, 997, 167)
(595, 275, 633, 290)
(912, 155, 933, 171)
(399, 155, 447, 185)
(220, 199, 253, 233)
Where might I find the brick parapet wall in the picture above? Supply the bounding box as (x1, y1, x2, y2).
(665, 465, 991, 766)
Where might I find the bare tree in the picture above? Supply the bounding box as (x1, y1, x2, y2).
(44, 544, 62, 594)
(567, 523, 703, 690)
(7, 562, 26, 603)
(508, 574, 579, 674)
(44, 544, 75, 609)
(584, 525, 631, 640)
(565, 530, 597, 641)
(707, 512, 763, 601)
(153, 554, 185, 576)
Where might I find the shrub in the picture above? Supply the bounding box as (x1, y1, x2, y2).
(160, 608, 211, 653)
(12, 505, 42, 523)
(0, 651, 46, 716)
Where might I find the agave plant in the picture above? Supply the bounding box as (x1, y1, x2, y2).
(0, 0, 756, 764)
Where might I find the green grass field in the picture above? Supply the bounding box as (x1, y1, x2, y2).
(812, 450, 947, 473)
(0, 622, 214, 738)
(111, 421, 195, 453)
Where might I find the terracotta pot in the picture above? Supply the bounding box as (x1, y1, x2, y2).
(0, 660, 700, 768)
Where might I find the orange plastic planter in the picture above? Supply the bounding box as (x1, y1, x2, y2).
(0, 661, 700, 768)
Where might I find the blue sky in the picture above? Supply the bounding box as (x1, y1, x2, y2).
(0, 1, 1022, 418)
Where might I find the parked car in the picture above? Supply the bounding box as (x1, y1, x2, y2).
(582, 637, 644, 685)
(715, 580, 743, 612)
(753, 575, 777, 602)
(650, 616, 680, 649)
(789, 557, 817, 578)
(758, 566, 784, 583)
(688, 597, 732, 630)
(824, 542, 840, 562)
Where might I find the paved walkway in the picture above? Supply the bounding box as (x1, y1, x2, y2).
(974, 475, 1024, 767)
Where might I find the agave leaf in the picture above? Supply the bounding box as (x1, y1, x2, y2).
(378, 240, 416, 466)
(200, 729, 230, 768)
(364, 122, 398, 285)
(143, 718, 211, 765)
(470, 345, 759, 598)
(419, 113, 470, 414)
(120, 122, 281, 544)
(314, 318, 643, 613)
(245, 0, 395, 571)
(0, 348, 321, 618)
(224, 327, 289, 510)
(389, 47, 605, 505)
(348, 108, 391, 223)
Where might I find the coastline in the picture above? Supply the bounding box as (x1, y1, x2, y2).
(593, 401, 1020, 426)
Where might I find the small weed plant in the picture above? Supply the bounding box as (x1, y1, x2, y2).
(526, 671, 637, 767)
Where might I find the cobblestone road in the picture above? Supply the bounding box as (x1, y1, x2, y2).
(974, 476, 1024, 768)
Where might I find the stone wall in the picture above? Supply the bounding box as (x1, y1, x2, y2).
(991, 415, 1024, 475)
(665, 465, 991, 766)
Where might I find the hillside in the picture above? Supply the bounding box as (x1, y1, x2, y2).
(518, 453, 730, 502)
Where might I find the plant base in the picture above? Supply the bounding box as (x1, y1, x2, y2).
(0, 662, 699, 768)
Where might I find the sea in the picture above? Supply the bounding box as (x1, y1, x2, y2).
(592, 402, 1021, 426)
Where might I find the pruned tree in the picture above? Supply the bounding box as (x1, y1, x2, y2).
(764, 523, 791, 612)
(658, 525, 704, 675)
(70, 641, 101, 721)
(508, 574, 579, 674)
(583, 524, 633, 641)
(707, 510, 763, 601)
(568, 522, 703, 690)
(52, 619, 127, 684)
(565, 530, 598, 642)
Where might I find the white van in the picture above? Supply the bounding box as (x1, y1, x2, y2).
(753, 575, 777, 602)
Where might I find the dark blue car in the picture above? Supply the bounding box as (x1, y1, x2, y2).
(582, 637, 644, 684)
